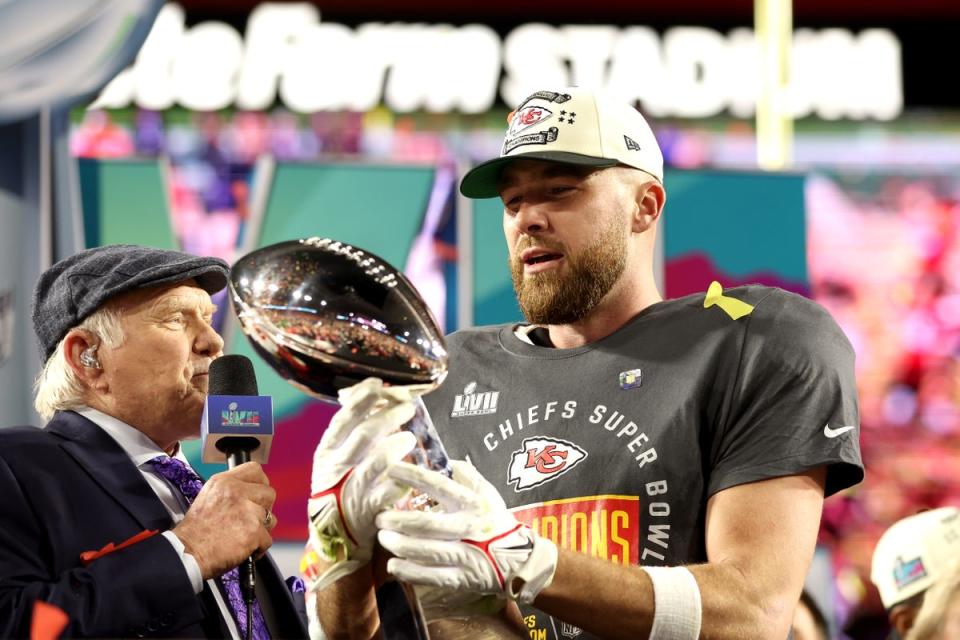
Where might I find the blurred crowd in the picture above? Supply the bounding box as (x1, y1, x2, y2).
(74, 109, 362, 262)
(808, 173, 960, 636)
(70, 108, 485, 263)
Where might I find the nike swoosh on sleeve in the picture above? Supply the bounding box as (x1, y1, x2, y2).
(823, 424, 856, 438)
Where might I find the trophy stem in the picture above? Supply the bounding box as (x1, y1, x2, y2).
(398, 581, 432, 639)
(392, 393, 451, 638)
(396, 395, 453, 512)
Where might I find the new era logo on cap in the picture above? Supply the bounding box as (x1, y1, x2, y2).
(460, 86, 664, 199)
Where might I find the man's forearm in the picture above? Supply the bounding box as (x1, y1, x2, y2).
(531, 472, 826, 640)
(316, 566, 380, 640)
(532, 548, 654, 640)
(532, 548, 790, 640)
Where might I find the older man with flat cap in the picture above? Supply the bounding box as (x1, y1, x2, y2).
(0, 245, 308, 638)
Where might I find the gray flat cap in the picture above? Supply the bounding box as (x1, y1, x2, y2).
(33, 244, 229, 361)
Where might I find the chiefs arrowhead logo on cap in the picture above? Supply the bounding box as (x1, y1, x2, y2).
(508, 106, 554, 137)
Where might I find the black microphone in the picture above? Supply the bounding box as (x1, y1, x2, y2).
(200, 355, 274, 633)
(202, 355, 273, 466)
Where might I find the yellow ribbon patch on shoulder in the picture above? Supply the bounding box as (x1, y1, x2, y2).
(703, 281, 755, 320)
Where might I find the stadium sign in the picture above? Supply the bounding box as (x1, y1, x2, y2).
(92, 3, 903, 120)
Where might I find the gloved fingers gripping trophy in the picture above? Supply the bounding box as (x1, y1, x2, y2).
(377, 460, 559, 607)
(305, 378, 418, 589)
(303, 383, 559, 619)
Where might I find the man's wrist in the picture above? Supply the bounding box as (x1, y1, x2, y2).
(508, 531, 558, 604)
(162, 530, 204, 593)
(642, 565, 702, 640)
(315, 563, 381, 639)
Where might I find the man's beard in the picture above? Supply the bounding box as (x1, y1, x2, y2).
(510, 221, 627, 325)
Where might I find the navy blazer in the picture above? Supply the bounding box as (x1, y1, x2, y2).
(0, 411, 308, 638)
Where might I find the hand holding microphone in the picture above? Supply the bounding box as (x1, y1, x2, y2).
(173, 355, 276, 589)
(172, 461, 276, 580)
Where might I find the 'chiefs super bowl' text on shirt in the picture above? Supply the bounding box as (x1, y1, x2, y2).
(422, 285, 864, 640)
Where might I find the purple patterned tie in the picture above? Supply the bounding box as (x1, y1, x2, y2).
(149, 456, 271, 640)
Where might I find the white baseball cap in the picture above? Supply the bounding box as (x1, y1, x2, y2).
(460, 87, 664, 199)
(870, 507, 960, 609)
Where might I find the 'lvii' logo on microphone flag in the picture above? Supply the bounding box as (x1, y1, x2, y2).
(221, 401, 261, 427)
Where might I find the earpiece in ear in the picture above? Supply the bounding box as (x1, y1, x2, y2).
(80, 345, 101, 369)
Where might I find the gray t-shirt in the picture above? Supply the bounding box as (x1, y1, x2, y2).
(422, 285, 863, 639)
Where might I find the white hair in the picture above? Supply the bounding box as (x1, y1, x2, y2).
(34, 307, 125, 420)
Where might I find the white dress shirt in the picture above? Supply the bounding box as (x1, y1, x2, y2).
(76, 407, 242, 639)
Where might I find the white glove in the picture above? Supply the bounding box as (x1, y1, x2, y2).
(304, 378, 417, 591)
(376, 460, 558, 605)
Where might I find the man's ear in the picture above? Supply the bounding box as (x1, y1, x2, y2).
(63, 330, 103, 385)
(889, 603, 918, 637)
(631, 181, 666, 233)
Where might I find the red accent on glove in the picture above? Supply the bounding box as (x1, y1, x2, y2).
(79, 529, 159, 566)
(30, 601, 68, 640)
(310, 467, 359, 546)
(464, 523, 525, 589)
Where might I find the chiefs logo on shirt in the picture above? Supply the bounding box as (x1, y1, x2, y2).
(508, 436, 587, 491)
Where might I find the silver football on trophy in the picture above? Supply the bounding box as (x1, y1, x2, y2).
(229, 237, 448, 400)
